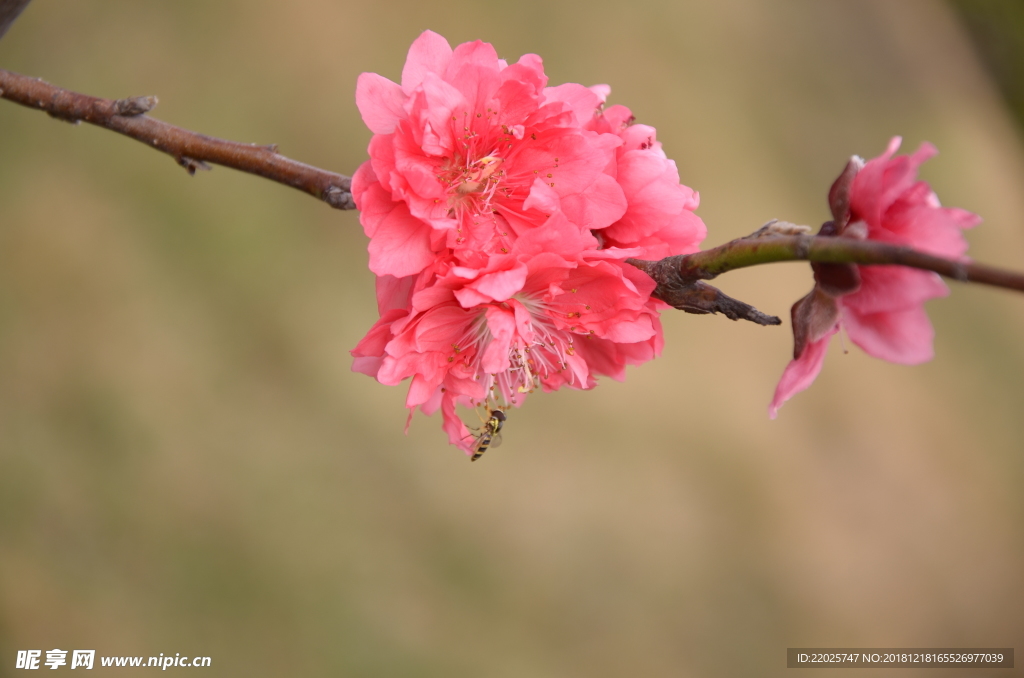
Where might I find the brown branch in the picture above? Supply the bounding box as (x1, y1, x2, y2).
(629, 231, 1024, 323)
(0, 0, 31, 40)
(0, 68, 354, 209)
(631, 234, 1024, 292)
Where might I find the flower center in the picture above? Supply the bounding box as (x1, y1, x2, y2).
(493, 296, 581, 405)
(437, 153, 513, 251)
(439, 155, 504, 214)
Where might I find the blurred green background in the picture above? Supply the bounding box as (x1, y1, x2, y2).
(2, 1, 1023, 676)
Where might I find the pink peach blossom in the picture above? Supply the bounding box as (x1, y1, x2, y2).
(350, 31, 704, 453)
(769, 137, 980, 418)
(351, 211, 664, 452)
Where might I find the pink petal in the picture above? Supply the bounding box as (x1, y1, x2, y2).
(543, 82, 604, 125)
(848, 137, 902, 226)
(446, 39, 501, 79)
(494, 54, 547, 117)
(602, 313, 656, 343)
(582, 246, 647, 260)
(404, 72, 465, 156)
(599, 104, 633, 130)
(417, 385, 444, 417)
(509, 53, 548, 89)
(351, 356, 384, 377)
(468, 262, 529, 302)
(376, 274, 415, 314)
(493, 78, 543, 130)
(514, 210, 598, 260)
(768, 329, 837, 419)
(618, 123, 661, 152)
(842, 266, 948, 315)
(621, 211, 707, 259)
(366, 134, 398, 193)
(547, 261, 651, 338)
(350, 309, 407, 377)
(565, 350, 593, 388)
(355, 179, 396, 239)
(877, 195, 974, 258)
(522, 252, 573, 295)
(356, 73, 407, 134)
(575, 333, 659, 381)
(522, 178, 562, 215)
(406, 373, 440, 409)
(452, 287, 489, 307)
(842, 305, 936, 365)
(366, 202, 436, 277)
(377, 351, 446, 387)
(481, 306, 516, 373)
(589, 84, 611, 102)
(560, 172, 628, 230)
(441, 394, 475, 453)
(619, 261, 658, 298)
(401, 30, 453, 92)
(514, 130, 621, 198)
(411, 284, 456, 312)
(351, 160, 377, 208)
(444, 40, 502, 110)
(413, 304, 479, 352)
(851, 138, 941, 231)
(604, 149, 705, 255)
(511, 298, 536, 345)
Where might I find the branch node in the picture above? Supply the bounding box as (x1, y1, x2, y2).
(323, 185, 355, 210)
(745, 219, 812, 239)
(795, 234, 812, 259)
(178, 156, 212, 176)
(114, 95, 158, 116)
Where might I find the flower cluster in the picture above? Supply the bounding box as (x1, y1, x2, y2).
(769, 137, 980, 417)
(350, 31, 706, 452)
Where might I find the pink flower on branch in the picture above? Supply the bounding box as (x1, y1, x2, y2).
(769, 137, 981, 418)
(350, 31, 705, 453)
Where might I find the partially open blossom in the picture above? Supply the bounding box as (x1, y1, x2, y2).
(769, 137, 980, 418)
(350, 31, 705, 452)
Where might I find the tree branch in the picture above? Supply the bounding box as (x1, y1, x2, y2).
(0, 68, 354, 209)
(5, 57, 1022, 322)
(0, 0, 31, 40)
(629, 232, 1024, 309)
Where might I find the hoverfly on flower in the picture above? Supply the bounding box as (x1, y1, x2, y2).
(469, 408, 506, 462)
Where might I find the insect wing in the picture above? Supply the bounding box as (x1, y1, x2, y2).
(489, 431, 503, 449)
(470, 432, 491, 461)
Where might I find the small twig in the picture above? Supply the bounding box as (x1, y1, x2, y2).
(0, 0, 31, 40)
(632, 273, 781, 326)
(0, 68, 354, 209)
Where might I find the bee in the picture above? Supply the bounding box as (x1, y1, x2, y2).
(470, 409, 506, 462)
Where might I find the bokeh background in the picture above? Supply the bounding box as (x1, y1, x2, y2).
(2, 1, 1023, 676)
